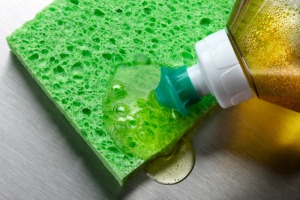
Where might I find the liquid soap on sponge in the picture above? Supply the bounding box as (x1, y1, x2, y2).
(7, 0, 234, 184)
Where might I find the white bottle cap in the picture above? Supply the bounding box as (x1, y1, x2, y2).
(188, 29, 254, 108)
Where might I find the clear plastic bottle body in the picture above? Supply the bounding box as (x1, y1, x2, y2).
(227, 0, 300, 112)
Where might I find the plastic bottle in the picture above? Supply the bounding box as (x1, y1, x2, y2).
(155, 0, 300, 115)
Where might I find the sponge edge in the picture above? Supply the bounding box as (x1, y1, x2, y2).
(7, 0, 234, 184)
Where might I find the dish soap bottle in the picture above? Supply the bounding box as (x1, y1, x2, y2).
(155, 0, 300, 115)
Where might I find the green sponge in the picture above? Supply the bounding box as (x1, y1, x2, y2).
(7, 0, 234, 184)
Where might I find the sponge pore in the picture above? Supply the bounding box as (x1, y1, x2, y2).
(7, 0, 234, 184)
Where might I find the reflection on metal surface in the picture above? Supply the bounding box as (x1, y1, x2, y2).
(145, 138, 195, 184)
(227, 98, 300, 174)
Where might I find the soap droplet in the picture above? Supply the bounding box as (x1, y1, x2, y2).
(145, 138, 195, 185)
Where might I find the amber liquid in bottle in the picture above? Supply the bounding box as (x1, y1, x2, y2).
(227, 0, 300, 112)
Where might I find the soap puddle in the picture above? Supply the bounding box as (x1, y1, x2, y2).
(103, 64, 182, 159)
(145, 138, 195, 185)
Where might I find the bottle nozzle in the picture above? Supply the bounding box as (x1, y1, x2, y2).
(155, 66, 201, 115)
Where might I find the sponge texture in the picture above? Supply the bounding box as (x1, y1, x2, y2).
(7, 0, 234, 184)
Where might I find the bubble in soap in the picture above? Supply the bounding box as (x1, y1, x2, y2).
(126, 115, 137, 129)
(113, 104, 129, 117)
(114, 119, 127, 131)
(111, 81, 126, 98)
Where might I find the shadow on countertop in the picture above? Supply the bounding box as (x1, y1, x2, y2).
(193, 96, 300, 177)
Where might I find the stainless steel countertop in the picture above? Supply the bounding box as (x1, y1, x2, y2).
(1, 1, 300, 199)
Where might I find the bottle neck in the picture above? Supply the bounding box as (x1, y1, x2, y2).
(187, 64, 210, 97)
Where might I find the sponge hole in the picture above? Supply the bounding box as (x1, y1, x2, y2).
(72, 101, 81, 106)
(71, 62, 84, 72)
(94, 9, 105, 17)
(29, 53, 39, 61)
(102, 53, 112, 60)
(145, 27, 155, 34)
(41, 49, 49, 54)
(82, 108, 91, 115)
(116, 9, 123, 13)
(67, 46, 75, 51)
(181, 52, 193, 60)
(96, 129, 106, 137)
(82, 50, 92, 57)
(93, 38, 100, 43)
(73, 75, 83, 80)
(70, 0, 79, 5)
(129, 142, 136, 148)
(57, 20, 63, 25)
(60, 53, 69, 59)
(200, 18, 211, 26)
(109, 38, 116, 44)
(53, 66, 65, 74)
(144, 7, 151, 14)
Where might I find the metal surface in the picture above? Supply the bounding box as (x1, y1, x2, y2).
(1, 1, 300, 199)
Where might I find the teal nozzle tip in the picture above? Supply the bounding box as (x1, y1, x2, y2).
(155, 66, 201, 115)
